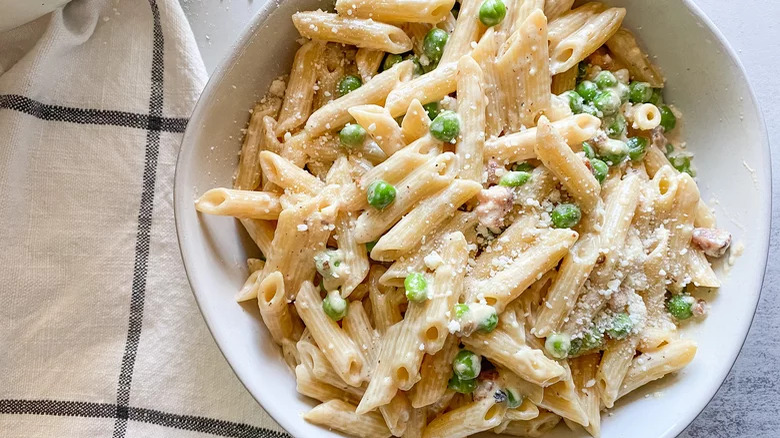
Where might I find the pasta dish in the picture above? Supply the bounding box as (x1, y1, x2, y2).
(193, 0, 733, 436)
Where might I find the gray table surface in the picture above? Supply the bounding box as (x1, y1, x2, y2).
(181, 1, 780, 436)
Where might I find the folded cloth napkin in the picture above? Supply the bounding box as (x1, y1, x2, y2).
(0, 1, 288, 436)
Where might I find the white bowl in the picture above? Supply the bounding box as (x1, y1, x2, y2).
(0, 0, 72, 32)
(174, 1, 772, 437)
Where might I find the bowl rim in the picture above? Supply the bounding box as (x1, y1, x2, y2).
(173, 1, 773, 436)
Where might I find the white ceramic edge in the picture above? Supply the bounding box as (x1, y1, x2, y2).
(174, 2, 773, 437)
(173, 1, 306, 436)
(0, 0, 72, 32)
(657, 0, 773, 435)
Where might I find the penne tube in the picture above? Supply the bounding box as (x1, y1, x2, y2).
(257, 272, 302, 344)
(455, 55, 486, 181)
(500, 411, 561, 437)
(306, 60, 414, 137)
(547, 2, 607, 48)
(236, 269, 262, 302)
(439, 0, 482, 65)
(239, 218, 275, 259)
(349, 104, 405, 156)
(356, 48, 385, 82)
(409, 336, 459, 408)
(551, 65, 578, 95)
(643, 146, 716, 228)
(422, 396, 507, 438)
(356, 323, 405, 413)
(335, 212, 371, 296)
(667, 173, 699, 291)
(371, 180, 481, 261)
(380, 211, 478, 286)
(235, 110, 274, 191)
(380, 392, 413, 437)
(404, 407, 427, 438)
(532, 235, 600, 337)
(606, 28, 664, 88)
(474, 28, 504, 137)
(401, 99, 431, 144)
(544, 0, 576, 21)
(570, 354, 601, 436)
(550, 7, 626, 75)
(534, 116, 601, 212)
(297, 336, 365, 395)
(497, 366, 544, 405)
(495, 9, 550, 130)
(355, 152, 458, 243)
(258, 150, 325, 195)
(630, 103, 662, 131)
(617, 339, 697, 399)
(537, 362, 589, 427)
(466, 228, 579, 312)
(276, 40, 326, 135)
(293, 11, 412, 54)
(335, 0, 456, 24)
(295, 364, 362, 404)
(305, 400, 392, 438)
(596, 337, 638, 409)
(385, 62, 459, 117)
(195, 188, 281, 220)
(263, 195, 337, 299)
(463, 325, 565, 387)
(485, 114, 601, 163)
(295, 282, 368, 387)
(247, 258, 265, 274)
(343, 300, 380, 370)
(368, 265, 404, 334)
(687, 248, 720, 288)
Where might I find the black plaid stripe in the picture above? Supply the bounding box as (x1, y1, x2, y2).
(0, 94, 188, 133)
(113, 0, 166, 436)
(0, 400, 289, 438)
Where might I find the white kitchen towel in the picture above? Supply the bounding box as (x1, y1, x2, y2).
(0, 1, 289, 437)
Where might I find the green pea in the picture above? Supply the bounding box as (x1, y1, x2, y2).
(595, 70, 618, 89)
(452, 349, 481, 381)
(423, 101, 441, 120)
(499, 171, 531, 188)
(404, 272, 429, 303)
(314, 249, 342, 278)
(423, 28, 449, 64)
(477, 307, 498, 333)
(582, 142, 596, 159)
(605, 113, 626, 138)
(339, 124, 366, 148)
(448, 374, 477, 394)
(337, 75, 362, 97)
(505, 388, 523, 409)
(322, 290, 348, 321)
(576, 80, 599, 101)
(382, 53, 403, 72)
(659, 105, 677, 132)
(598, 139, 629, 165)
(666, 294, 694, 320)
(593, 90, 621, 115)
(562, 90, 585, 114)
(430, 110, 461, 142)
(590, 158, 608, 184)
(670, 155, 696, 177)
(665, 143, 675, 156)
(551, 203, 582, 229)
(514, 162, 535, 172)
(607, 312, 633, 339)
(367, 180, 397, 209)
(454, 303, 470, 319)
(545, 333, 571, 359)
(568, 327, 604, 357)
(629, 81, 653, 103)
(451, 1, 461, 18)
(580, 104, 599, 116)
(365, 241, 377, 253)
(626, 136, 649, 161)
(479, 0, 506, 27)
(648, 88, 663, 106)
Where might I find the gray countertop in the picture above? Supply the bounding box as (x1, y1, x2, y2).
(180, 1, 780, 436)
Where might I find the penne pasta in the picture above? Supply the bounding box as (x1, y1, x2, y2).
(195, 188, 281, 220)
(606, 28, 665, 88)
(335, 0, 456, 24)
(293, 11, 413, 54)
(276, 40, 326, 135)
(455, 56, 486, 182)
